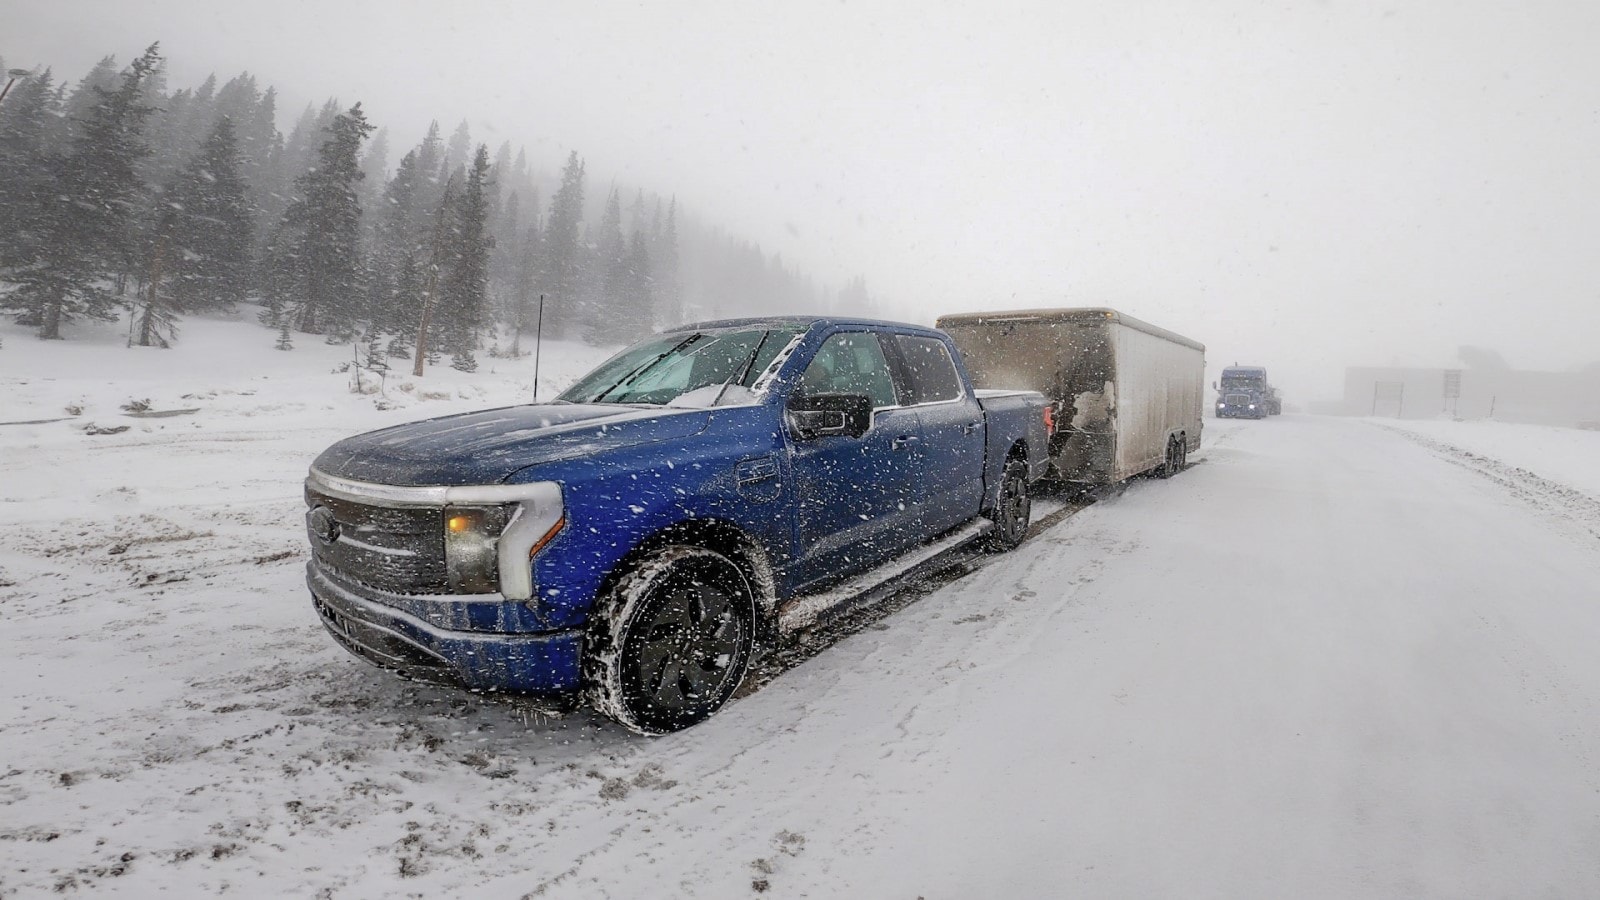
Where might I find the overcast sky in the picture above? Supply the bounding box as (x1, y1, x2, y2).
(10, 0, 1600, 399)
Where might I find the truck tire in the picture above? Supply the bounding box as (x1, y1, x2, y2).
(585, 545, 756, 735)
(981, 459, 1031, 552)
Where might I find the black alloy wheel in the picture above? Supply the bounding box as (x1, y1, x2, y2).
(983, 459, 1031, 552)
(588, 546, 756, 735)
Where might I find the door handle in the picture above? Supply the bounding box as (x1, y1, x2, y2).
(891, 435, 919, 450)
(961, 421, 980, 435)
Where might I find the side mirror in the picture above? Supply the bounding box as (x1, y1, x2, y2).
(788, 393, 873, 440)
(1211, 380, 1218, 390)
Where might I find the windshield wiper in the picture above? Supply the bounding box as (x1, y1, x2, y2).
(594, 335, 700, 403)
(708, 332, 772, 407)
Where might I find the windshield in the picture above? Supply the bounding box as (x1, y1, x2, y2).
(556, 327, 803, 406)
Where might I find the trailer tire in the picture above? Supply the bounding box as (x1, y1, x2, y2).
(585, 545, 756, 735)
(981, 459, 1031, 552)
(1159, 436, 1182, 478)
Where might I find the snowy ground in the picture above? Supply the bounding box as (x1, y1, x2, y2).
(5, 318, 1600, 897)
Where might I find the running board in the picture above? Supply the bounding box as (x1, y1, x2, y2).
(777, 519, 993, 637)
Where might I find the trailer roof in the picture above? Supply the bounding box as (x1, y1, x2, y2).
(935, 307, 1205, 352)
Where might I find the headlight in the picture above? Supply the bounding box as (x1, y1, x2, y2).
(444, 505, 511, 593)
(1248, 404, 1256, 409)
(441, 482, 565, 598)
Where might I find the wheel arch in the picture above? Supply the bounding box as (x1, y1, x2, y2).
(590, 517, 780, 645)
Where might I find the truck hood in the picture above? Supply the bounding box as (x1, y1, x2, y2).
(311, 403, 713, 486)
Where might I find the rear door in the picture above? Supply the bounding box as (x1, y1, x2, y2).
(886, 333, 986, 534)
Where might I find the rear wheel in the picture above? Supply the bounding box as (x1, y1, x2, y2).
(982, 459, 1031, 552)
(585, 546, 756, 735)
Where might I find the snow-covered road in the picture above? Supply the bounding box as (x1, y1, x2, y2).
(4, 412, 1600, 897)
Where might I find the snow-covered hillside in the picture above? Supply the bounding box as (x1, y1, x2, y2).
(4, 315, 1600, 897)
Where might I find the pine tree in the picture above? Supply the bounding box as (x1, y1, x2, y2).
(239, 83, 280, 263)
(442, 144, 492, 364)
(411, 121, 446, 233)
(279, 102, 374, 337)
(275, 319, 293, 350)
(508, 220, 544, 356)
(3, 45, 163, 339)
(587, 187, 626, 343)
(164, 116, 254, 311)
(441, 120, 471, 182)
(258, 99, 336, 248)
(57, 55, 120, 146)
(369, 145, 430, 337)
(357, 126, 389, 248)
(540, 150, 585, 338)
(622, 228, 654, 338)
(656, 197, 681, 322)
(411, 177, 458, 376)
(385, 251, 422, 358)
(0, 69, 60, 285)
(491, 189, 521, 287)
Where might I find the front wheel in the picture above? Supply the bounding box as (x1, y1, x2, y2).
(585, 546, 756, 735)
(982, 459, 1031, 552)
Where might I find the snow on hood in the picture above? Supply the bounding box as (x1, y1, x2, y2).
(311, 402, 712, 486)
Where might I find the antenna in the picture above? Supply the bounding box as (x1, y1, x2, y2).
(532, 294, 545, 401)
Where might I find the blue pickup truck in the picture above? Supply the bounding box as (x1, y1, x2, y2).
(305, 316, 1051, 733)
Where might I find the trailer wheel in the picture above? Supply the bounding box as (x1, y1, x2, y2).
(982, 459, 1031, 552)
(585, 546, 756, 735)
(1159, 436, 1182, 478)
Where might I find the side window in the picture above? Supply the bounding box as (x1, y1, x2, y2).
(796, 333, 898, 408)
(891, 335, 964, 404)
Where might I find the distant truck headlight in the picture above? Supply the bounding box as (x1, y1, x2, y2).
(1248, 404, 1257, 409)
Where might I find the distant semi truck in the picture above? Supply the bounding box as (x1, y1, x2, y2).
(937, 307, 1205, 483)
(1215, 366, 1280, 418)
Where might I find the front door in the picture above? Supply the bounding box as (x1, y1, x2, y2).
(786, 332, 922, 587)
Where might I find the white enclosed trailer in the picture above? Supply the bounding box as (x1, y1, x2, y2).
(937, 308, 1205, 483)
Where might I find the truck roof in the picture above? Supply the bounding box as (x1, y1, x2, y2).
(1222, 366, 1268, 377)
(669, 315, 948, 339)
(935, 307, 1205, 352)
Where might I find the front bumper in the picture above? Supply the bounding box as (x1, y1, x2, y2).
(307, 562, 584, 694)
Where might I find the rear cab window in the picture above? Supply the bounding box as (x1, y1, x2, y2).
(887, 334, 966, 405)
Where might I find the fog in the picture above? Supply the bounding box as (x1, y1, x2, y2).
(10, 0, 1600, 401)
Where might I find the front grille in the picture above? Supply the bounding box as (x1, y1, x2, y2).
(306, 487, 447, 593)
(1224, 393, 1251, 405)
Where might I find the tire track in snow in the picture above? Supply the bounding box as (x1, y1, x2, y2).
(1378, 424, 1600, 544)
